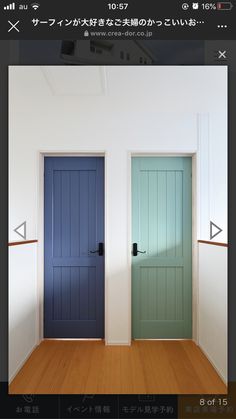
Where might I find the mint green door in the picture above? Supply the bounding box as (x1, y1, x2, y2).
(132, 157, 192, 338)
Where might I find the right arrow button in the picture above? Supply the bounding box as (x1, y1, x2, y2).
(210, 221, 223, 240)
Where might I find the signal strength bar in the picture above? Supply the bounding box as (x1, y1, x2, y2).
(4, 2, 15, 10)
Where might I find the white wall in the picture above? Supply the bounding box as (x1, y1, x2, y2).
(9, 66, 227, 380)
(198, 243, 227, 382)
(9, 244, 38, 381)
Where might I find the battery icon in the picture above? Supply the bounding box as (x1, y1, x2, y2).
(217, 2, 233, 10)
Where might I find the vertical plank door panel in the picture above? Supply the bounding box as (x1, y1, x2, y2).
(44, 157, 104, 338)
(132, 157, 192, 338)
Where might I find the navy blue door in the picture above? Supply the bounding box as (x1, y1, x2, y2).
(44, 157, 104, 338)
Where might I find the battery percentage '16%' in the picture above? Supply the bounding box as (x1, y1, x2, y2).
(201, 3, 217, 9)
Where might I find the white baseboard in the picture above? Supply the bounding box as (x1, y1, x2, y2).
(134, 338, 192, 341)
(9, 342, 39, 384)
(198, 342, 227, 386)
(105, 340, 131, 346)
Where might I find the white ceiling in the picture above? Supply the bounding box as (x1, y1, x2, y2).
(39, 66, 227, 108)
(41, 66, 106, 96)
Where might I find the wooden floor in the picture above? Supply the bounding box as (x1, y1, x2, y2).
(9, 340, 227, 394)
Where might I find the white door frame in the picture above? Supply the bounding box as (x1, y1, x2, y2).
(36, 150, 198, 346)
(127, 152, 198, 343)
(37, 151, 108, 343)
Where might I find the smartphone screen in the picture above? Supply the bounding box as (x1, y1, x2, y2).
(0, 1, 235, 419)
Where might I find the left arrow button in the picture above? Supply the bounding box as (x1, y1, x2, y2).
(13, 221, 26, 240)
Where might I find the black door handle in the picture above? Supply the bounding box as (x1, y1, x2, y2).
(132, 243, 146, 256)
(90, 242, 104, 256)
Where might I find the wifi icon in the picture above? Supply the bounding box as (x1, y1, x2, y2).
(31, 2, 40, 10)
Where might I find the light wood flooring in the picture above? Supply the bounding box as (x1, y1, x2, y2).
(9, 339, 227, 394)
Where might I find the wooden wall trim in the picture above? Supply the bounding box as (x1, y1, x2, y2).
(198, 240, 228, 248)
(9, 239, 228, 248)
(8, 240, 38, 247)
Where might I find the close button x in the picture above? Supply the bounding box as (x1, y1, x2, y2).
(8, 20, 20, 33)
(218, 50, 227, 59)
